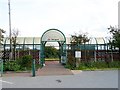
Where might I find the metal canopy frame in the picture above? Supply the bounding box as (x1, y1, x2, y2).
(2, 35, 119, 63)
(40, 29, 67, 67)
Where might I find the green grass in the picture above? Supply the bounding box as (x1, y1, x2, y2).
(75, 67, 119, 71)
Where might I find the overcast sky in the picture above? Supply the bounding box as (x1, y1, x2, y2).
(0, 0, 119, 37)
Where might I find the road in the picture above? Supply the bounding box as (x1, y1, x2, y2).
(2, 70, 118, 88)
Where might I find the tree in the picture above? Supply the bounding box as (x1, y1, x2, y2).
(108, 26, 120, 54)
(11, 28, 19, 60)
(71, 32, 89, 45)
(69, 31, 89, 67)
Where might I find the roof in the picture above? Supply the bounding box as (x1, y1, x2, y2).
(3, 37, 110, 45)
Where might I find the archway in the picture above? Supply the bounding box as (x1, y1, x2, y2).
(40, 29, 67, 67)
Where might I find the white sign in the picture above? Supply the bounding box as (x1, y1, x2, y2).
(41, 29, 65, 41)
(75, 51, 81, 58)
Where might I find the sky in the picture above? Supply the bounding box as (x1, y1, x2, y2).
(0, 0, 119, 38)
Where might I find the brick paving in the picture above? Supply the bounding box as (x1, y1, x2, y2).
(37, 61, 73, 76)
(3, 61, 73, 77)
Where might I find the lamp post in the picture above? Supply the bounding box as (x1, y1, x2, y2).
(8, 0, 12, 60)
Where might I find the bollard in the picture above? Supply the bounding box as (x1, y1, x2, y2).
(32, 59, 35, 77)
(0, 59, 3, 77)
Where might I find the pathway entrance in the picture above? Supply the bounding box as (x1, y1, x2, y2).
(3, 61, 73, 77)
(37, 61, 73, 76)
(40, 29, 67, 66)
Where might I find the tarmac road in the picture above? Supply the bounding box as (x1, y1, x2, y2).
(2, 70, 119, 88)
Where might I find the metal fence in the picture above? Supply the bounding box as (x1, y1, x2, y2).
(1, 37, 120, 62)
(2, 50, 40, 64)
(67, 37, 120, 62)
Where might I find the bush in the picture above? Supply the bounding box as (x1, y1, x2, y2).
(45, 46, 59, 58)
(78, 63, 87, 70)
(16, 55, 32, 70)
(35, 64, 41, 70)
(91, 61, 108, 69)
(3, 55, 38, 71)
(108, 61, 120, 68)
(4, 61, 21, 71)
(65, 64, 75, 70)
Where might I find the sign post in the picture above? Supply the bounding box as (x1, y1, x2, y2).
(75, 51, 81, 67)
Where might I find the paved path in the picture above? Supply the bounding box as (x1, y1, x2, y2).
(37, 61, 73, 76)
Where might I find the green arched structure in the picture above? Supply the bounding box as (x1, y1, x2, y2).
(40, 29, 67, 67)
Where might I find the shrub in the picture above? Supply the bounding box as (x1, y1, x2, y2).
(78, 62, 87, 70)
(45, 46, 59, 58)
(92, 61, 108, 69)
(16, 55, 32, 70)
(35, 64, 41, 69)
(65, 64, 75, 70)
(4, 61, 21, 71)
(108, 61, 120, 68)
(4, 55, 39, 71)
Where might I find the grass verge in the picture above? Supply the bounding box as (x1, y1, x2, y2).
(65, 61, 120, 71)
